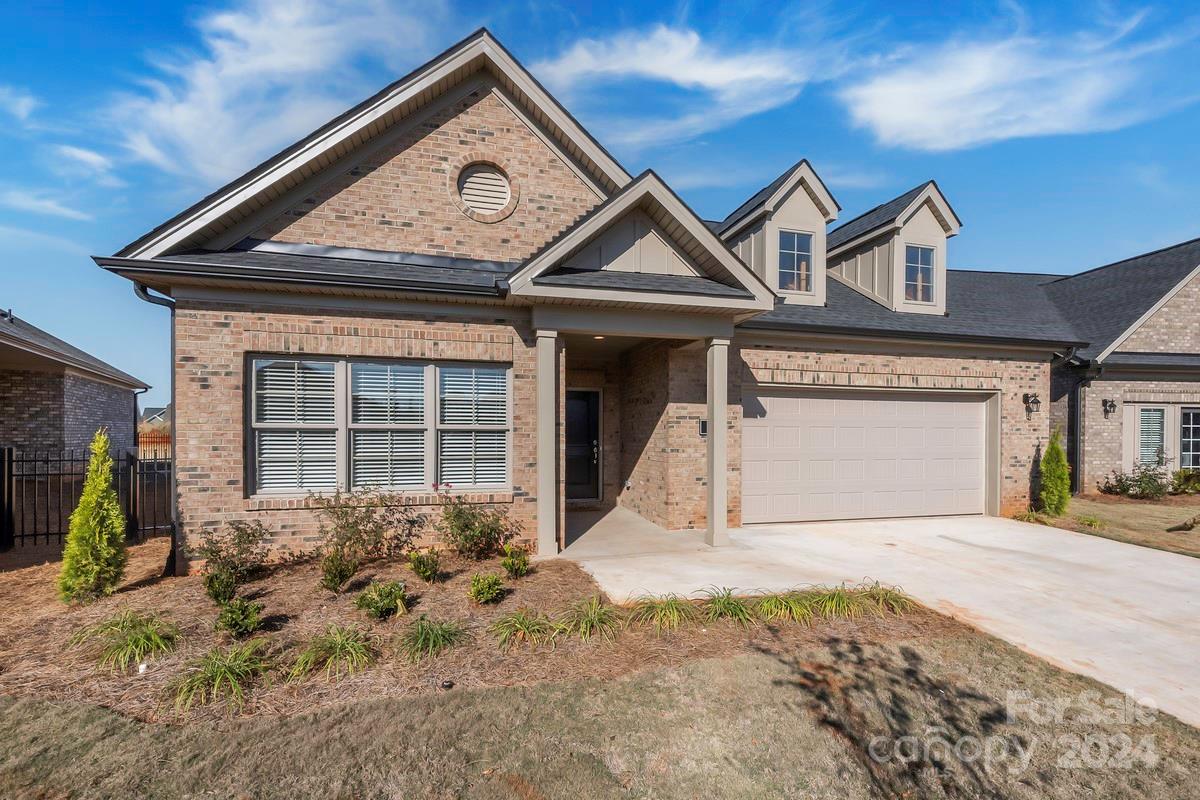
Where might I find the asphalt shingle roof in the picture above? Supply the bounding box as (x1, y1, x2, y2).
(1041, 237, 1200, 360)
(0, 312, 147, 388)
(826, 182, 929, 251)
(534, 267, 753, 298)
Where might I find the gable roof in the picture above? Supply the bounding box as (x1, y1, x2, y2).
(0, 310, 147, 389)
(826, 180, 962, 252)
(115, 28, 632, 260)
(1041, 236, 1200, 362)
(715, 160, 839, 239)
(508, 170, 776, 312)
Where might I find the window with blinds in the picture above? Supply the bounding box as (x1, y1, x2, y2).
(249, 358, 508, 493)
(1139, 408, 1166, 465)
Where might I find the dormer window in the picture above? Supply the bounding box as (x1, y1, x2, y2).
(905, 245, 935, 303)
(779, 230, 813, 293)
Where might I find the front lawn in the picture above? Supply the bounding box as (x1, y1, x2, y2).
(1, 540, 1198, 799)
(1049, 494, 1200, 558)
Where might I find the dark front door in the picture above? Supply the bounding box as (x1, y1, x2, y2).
(566, 389, 600, 500)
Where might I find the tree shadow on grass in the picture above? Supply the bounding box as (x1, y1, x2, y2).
(757, 634, 1043, 799)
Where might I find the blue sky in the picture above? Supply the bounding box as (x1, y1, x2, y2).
(2, 1, 1199, 406)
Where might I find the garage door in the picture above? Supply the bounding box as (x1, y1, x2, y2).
(741, 390, 987, 524)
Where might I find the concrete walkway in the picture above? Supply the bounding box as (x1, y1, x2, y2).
(564, 511, 1200, 727)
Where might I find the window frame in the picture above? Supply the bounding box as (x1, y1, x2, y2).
(1137, 406, 1167, 466)
(904, 244, 936, 304)
(1182, 407, 1200, 471)
(777, 228, 815, 294)
(245, 354, 512, 497)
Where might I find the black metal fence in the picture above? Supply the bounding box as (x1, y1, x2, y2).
(0, 447, 173, 553)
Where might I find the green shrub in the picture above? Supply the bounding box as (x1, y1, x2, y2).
(1100, 463, 1170, 499)
(436, 490, 515, 559)
(408, 549, 441, 583)
(400, 616, 466, 662)
(1171, 470, 1200, 495)
(289, 625, 376, 681)
(58, 429, 128, 603)
(628, 594, 698, 633)
(700, 587, 754, 626)
(70, 610, 179, 671)
(500, 544, 531, 579)
(468, 573, 505, 605)
(191, 520, 270, 583)
(1039, 428, 1071, 516)
(752, 592, 813, 625)
(319, 549, 359, 594)
(1076, 515, 1105, 530)
(203, 568, 237, 606)
(556, 595, 621, 642)
(354, 580, 409, 620)
(856, 583, 916, 616)
(215, 598, 264, 638)
(489, 609, 556, 651)
(171, 639, 271, 710)
(806, 585, 869, 620)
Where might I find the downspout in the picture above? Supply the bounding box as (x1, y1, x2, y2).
(133, 283, 179, 576)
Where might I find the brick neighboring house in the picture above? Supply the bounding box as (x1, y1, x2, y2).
(0, 309, 146, 450)
(96, 29, 1164, 574)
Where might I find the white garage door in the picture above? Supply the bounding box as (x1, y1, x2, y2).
(742, 390, 987, 524)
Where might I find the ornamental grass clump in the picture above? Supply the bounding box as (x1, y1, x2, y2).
(354, 580, 409, 620)
(489, 609, 557, 651)
(58, 429, 127, 603)
(171, 639, 271, 711)
(752, 592, 814, 625)
(806, 585, 870, 620)
(556, 595, 621, 642)
(400, 616, 467, 662)
(70, 610, 179, 671)
(628, 594, 698, 633)
(289, 625, 377, 681)
(856, 583, 916, 616)
(701, 587, 754, 626)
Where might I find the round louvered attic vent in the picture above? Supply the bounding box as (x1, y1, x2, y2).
(457, 164, 511, 214)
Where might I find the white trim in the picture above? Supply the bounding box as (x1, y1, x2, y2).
(827, 183, 960, 260)
(1096, 262, 1200, 363)
(775, 227, 817, 297)
(718, 161, 839, 241)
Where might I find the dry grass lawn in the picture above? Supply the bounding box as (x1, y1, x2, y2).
(2, 540, 1199, 799)
(1049, 494, 1200, 558)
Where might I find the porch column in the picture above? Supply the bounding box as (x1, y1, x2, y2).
(535, 329, 558, 556)
(706, 337, 730, 546)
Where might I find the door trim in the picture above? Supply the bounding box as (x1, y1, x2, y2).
(566, 387, 603, 504)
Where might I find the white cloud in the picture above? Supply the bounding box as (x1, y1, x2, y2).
(817, 164, 890, 190)
(838, 12, 1200, 151)
(533, 25, 842, 149)
(111, 0, 449, 183)
(0, 85, 38, 122)
(52, 145, 124, 187)
(55, 145, 112, 173)
(0, 189, 93, 221)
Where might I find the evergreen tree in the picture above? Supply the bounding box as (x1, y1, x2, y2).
(58, 429, 128, 602)
(1039, 428, 1071, 517)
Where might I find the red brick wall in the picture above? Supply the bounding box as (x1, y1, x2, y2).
(253, 86, 603, 263)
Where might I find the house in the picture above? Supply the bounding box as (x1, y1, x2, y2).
(1044, 238, 1200, 490)
(96, 29, 1089, 571)
(139, 404, 172, 427)
(0, 308, 146, 450)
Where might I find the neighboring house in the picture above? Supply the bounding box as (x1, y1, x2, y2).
(1044, 238, 1200, 491)
(96, 29, 1091, 571)
(0, 309, 146, 450)
(139, 405, 172, 427)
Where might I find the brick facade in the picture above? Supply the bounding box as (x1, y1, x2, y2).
(1117, 274, 1200, 353)
(0, 368, 134, 450)
(253, 86, 603, 263)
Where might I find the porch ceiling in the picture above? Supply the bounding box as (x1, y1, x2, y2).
(562, 332, 663, 359)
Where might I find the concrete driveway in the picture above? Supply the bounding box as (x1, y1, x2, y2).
(565, 512, 1200, 727)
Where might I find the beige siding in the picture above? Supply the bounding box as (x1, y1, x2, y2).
(562, 209, 700, 276)
(731, 221, 767, 279)
(893, 202, 948, 315)
(830, 233, 893, 306)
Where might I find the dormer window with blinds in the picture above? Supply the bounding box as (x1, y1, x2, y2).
(249, 357, 509, 494)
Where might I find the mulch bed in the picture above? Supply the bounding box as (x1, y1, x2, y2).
(1082, 492, 1200, 507)
(0, 540, 955, 724)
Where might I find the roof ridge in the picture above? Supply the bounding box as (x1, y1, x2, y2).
(827, 180, 930, 237)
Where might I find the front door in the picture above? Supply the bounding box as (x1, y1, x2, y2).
(566, 389, 600, 500)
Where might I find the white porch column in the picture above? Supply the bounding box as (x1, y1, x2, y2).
(706, 337, 730, 546)
(535, 329, 558, 556)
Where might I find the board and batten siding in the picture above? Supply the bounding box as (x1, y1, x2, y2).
(830, 233, 894, 305)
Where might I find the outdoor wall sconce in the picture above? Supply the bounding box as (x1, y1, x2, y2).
(1022, 392, 1041, 420)
(1102, 398, 1117, 418)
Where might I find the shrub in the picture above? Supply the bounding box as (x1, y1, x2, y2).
(701, 587, 754, 626)
(489, 609, 556, 651)
(556, 595, 621, 642)
(500, 544, 531, 579)
(319, 549, 359, 594)
(1171, 470, 1200, 495)
(408, 549, 441, 583)
(215, 598, 264, 638)
(807, 585, 869, 620)
(354, 581, 409, 620)
(289, 625, 376, 681)
(400, 616, 467, 662)
(1099, 463, 1170, 499)
(203, 568, 237, 606)
(468, 573, 505, 605)
(436, 489, 515, 559)
(856, 583, 916, 616)
(1039, 429, 1071, 516)
(1076, 515, 1105, 530)
(191, 520, 270, 583)
(171, 639, 271, 711)
(58, 429, 128, 603)
(628, 594, 698, 633)
(753, 592, 814, 625)
(70, 610, 179, 671)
